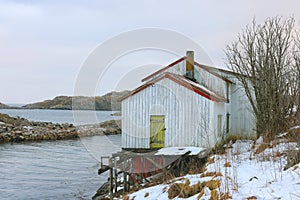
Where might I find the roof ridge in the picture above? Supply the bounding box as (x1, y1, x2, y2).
(120, 71, 228, 103)
(141, 57, 233, 83)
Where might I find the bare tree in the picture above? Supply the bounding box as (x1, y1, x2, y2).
(293, 33, 300, 123)
(225, 16, 299, 141)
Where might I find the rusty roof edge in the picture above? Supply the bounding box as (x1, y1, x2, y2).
(120, 72, 229, 103)
(193, 62, 234, 83)
(119, 73, 167, 102)
(169, 73, 229, 103)
(141, 57, 186, 82)
(141, 56, 236, 84)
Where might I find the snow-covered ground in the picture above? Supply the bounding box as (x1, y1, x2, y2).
(124, 138, 300, 200)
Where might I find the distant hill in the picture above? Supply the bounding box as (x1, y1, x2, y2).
(22, 91, 130, 111)
(0, 102, 10, 109)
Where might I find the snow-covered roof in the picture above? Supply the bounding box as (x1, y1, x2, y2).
(155, 146, 207, 156)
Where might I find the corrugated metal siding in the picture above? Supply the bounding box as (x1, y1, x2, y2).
(194, 67, 225, 97)
(147, 60, 226, 98)
(207, 70, 256, 137)
(229, 78, 256, 136)
(147, 61, 186, 81)
(121, 78, 216, 149)
(122, 61, 256, 149)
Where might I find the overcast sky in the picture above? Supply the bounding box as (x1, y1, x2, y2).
(0, 0, 299, 104)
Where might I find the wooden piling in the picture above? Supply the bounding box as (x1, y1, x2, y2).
(109, 168, 113, 200)
(114, 168, 118, 194)
(123, 171, 128, 193)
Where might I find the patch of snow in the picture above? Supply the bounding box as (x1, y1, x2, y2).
(292, 105, 298, 113)
(155, 146, 206, 156)
(126, 184, 169, 200)
(230, 140, 253, 154)
(277, 132, 288, 138)
(23, 126, 33, 130)
(290, 125, 300, 130)
(255, 136, 264, 146)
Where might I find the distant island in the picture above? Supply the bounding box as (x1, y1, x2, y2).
(0, 91, 130, 111)
(0, 102, 10, 109)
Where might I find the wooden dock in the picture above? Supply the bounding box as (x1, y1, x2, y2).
(97, 147, 210, 199)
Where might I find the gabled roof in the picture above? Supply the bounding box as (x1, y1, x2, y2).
(142, 56, 234, 83)
(120, 72, 228, 103)
(141, 57, 233, 83)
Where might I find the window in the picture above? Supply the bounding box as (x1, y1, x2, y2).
(226, 113, 230, 134)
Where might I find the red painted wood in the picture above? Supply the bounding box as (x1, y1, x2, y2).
(121, 72, 228, 103)
(141, 57, 186, 82)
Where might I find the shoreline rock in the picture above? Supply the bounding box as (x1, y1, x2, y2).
(110, 111, 121, 116)
(0, 113, 121, 144)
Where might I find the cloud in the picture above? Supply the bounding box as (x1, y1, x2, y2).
(0, 0, 300, 103)
(0, 1, 42, 21)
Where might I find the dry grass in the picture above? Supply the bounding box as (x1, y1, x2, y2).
(168, 179, 204, 199)
(122, 196, 129, 200)
(168, 168, 221, 198)
(201, 165, 207, 173)
(178, 182, 202, 198)
(197, 188, 205, 199)
(293, 165, 299, 170)
(247, 196, 257, 200)
(207, 156, 215, 164)
(255, 143, 270, 154)
(224, 162, 231, 167)
(168, 183, 184, 199)
(200, 171, 223, 178)
(210, 189, 219, 200)
(285, 127, 300, 143)
(220, 192, 232, 200)
(204, 180, 221, 190)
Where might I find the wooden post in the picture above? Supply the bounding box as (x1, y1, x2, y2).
(114, 168, 118, 194)
(141, 156, 145, 181)
(162, 156, 166, 182)
(123, 171, 127, 193)
(109, 168, 113, 200)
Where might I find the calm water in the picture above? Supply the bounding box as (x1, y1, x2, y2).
(0, 109, 122, 199)
(0, 109, 119, 125)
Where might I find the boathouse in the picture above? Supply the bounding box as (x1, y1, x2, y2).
(96, 51, 256, 198)
(120, 51, 256, 149)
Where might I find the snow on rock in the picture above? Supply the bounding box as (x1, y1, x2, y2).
(155, 146, 206, 156)
(255, 136, 264, 146)
(125, 140, 300, 200)
(290, 125, 300, 130)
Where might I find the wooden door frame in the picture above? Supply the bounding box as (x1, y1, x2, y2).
(150, 115, 165, 149)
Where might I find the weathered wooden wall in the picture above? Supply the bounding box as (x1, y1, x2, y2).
(121, 77, 218, 149)
(122, 57, 256, 149)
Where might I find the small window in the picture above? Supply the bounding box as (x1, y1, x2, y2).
(226, 113, 230, 134)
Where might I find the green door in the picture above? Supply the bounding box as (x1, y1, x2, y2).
(150, 115, 165, 149)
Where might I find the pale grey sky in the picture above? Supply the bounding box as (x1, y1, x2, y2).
(0, 0, 299, 104)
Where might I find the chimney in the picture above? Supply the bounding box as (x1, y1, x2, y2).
(185, 51, 195, 81)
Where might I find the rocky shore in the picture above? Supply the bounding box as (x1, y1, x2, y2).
(0, 113, 121, 143)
